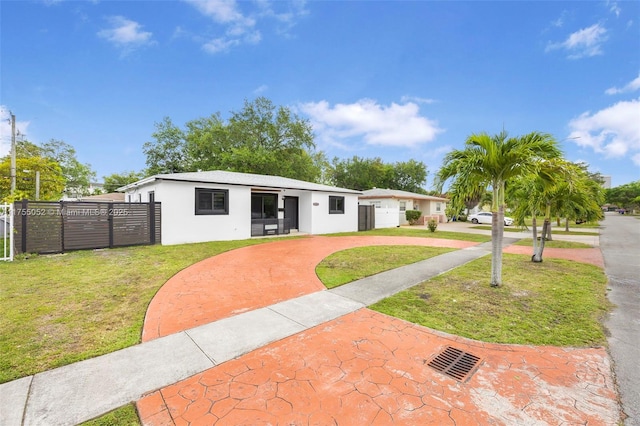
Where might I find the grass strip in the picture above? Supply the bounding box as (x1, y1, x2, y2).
(328, 227, 491, 242)
(78, 404, 140, 426)
(512, 239, 593, 248)
(316, 245, 455, 289)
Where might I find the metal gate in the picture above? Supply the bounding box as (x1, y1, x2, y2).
(1, 203, 14, 261)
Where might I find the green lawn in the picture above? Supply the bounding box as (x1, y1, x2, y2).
(513, 239, 594, 248)
(316, 245, 455, 288)
(0, 237, 298, 384)
(470, 225, 599, 236)
(371, 254, 610, 346)
(317, 247, 610, 347)
(329, 227, 491, 242)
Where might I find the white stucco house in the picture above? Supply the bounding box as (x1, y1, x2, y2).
(358, 188, 448, 228)
(118, 170, 361, 245)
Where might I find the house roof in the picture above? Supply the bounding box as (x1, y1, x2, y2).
(77, 193, 126, 202)
(359, 188, 448, 202)
(117, 170, 362, 195)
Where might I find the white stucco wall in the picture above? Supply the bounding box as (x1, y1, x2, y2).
(126, 180, 251, 245)
(307, 192, 359, 235)
(125, 181, 359, 244)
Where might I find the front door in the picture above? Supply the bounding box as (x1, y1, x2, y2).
(284, 197, 299, 230)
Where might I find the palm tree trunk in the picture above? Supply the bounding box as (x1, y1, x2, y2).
(531, 216, 538, 259)
(490, 181, 505, 287)
(533, 203, 551, 262)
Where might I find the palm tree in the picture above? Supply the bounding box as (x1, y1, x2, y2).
(435, 131, 561, 287)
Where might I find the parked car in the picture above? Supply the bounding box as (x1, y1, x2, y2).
(468, 211, 514, 226)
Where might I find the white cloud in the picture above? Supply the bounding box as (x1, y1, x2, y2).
(253, 84, 269, 94)
(184, 0, 305, 54)
(0, 107, 30, 158)
(298, 99, 444, 149)
(400, 95, 436, 105)
(605, 74, 640, 95)
(97, 16, 154, 54)
(607, 0, 621, 17)
(546, 23, 608, 59)
(568, 98, 640, 161)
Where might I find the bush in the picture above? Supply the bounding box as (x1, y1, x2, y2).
(405, 210, 422, 225)
(427, 219, 438, 232)
(457, 214, 467, 222)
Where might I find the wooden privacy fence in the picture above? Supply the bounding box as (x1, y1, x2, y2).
(13, 200, 161, 254)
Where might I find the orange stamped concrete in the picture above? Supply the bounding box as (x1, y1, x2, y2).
(137, 236, 618, 425)
(138, 310, 618, 425)
(141, 236, 478, 341)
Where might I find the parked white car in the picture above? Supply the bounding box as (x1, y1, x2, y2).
(468, 212, 514, 226)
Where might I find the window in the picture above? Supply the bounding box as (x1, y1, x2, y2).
(399, 201, 406, 212)
(329, 196, 345, 214)
(251, 193, 277, 219)
(195, 188, 229, 215)
(436, 202, 441, 212)
(148, 191, 155, 203)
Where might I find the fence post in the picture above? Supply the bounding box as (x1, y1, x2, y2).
(60, 201, 65, 252)
(149, 202, 156, 244)
(21, 199, 28, 253)
(108, 202, 114, 248)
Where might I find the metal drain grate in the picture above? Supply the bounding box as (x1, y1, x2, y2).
(427, 346, 481, 382)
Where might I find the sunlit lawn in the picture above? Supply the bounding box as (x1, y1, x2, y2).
(318, 247, 610, 346)
(0, 237, 298, 384)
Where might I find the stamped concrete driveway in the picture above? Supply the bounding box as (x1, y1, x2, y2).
(137, 235, 619, 425)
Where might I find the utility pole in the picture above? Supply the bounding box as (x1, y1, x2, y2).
(10, 113, 16, 195)
(35, 171, 40, 200)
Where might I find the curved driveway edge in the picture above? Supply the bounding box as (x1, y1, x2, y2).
(142, 236, 479, 341)
(137, 235, 619, 425)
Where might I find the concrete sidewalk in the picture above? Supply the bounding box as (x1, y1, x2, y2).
(1, 241, 498, 426)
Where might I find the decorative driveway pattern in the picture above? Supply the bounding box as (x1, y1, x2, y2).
(138, 310, 618, 425)
(142, 236, 478, 341)
(137, 236, 619, 425)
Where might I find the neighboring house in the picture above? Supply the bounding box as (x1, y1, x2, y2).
(359, 188, 448, 228)
(77, 192, 125, 202)
(118, 170, 362, 245)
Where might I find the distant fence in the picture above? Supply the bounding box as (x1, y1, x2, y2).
(358, 205, 375, 231)
(13, 200, 161, 254)
(1, 203, 14, 261)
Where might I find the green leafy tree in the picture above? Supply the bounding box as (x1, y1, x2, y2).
(387, 159, 428, 193)
(103, 171, 145, 193)
(41, 139, 96, 198)
(0, 156, 65, 202)
(329, 156, 428, 192)
(143, 117, 188, 175)
(224, 97, 319, 181)
(606, 180, 640, 210)
(435, 131, 561, 287)
(145, 98, 322, 182)
(330, 156, 389, 190)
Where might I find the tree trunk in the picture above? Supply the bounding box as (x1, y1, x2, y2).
(490, 203, 504, 287)
(533, 219, 549, 262)
(531, 216, 538, 258)
(545, 222, 553, 241)
(565, 218, 569, 232)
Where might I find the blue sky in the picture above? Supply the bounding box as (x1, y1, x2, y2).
(1, 0, 639, 188)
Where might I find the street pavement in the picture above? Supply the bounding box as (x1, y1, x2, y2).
(600, 212, 640, 426)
